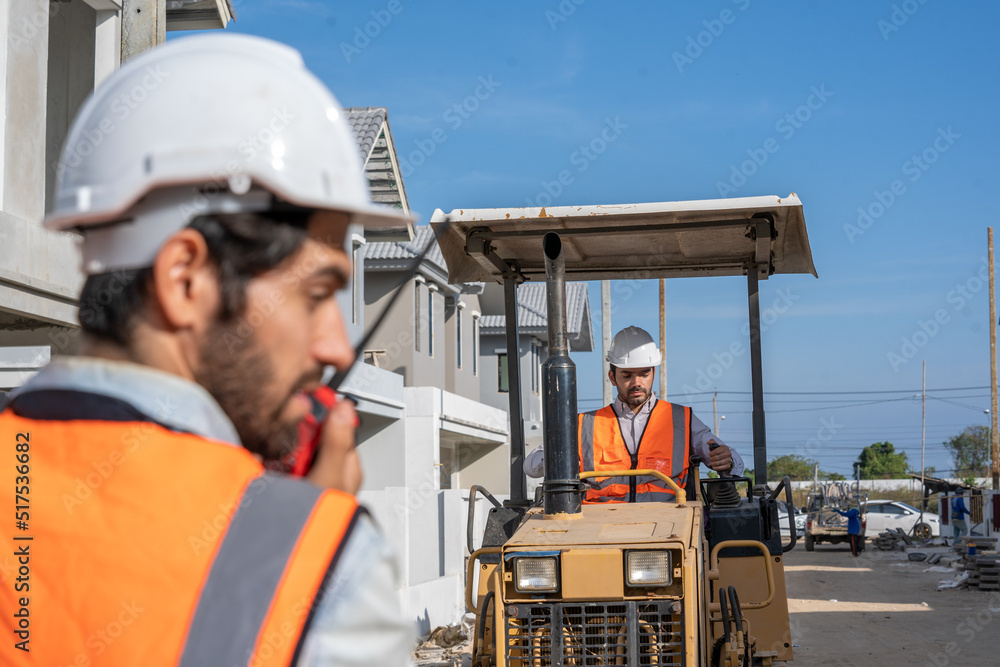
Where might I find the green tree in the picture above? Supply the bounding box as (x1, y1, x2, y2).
(767, 454, 820, 481)
(856, 441, 910, 478)
(943, 425, 991, 480)
(826, 472, 846, 481)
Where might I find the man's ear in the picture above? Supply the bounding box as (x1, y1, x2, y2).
(607, 367, 615, 385)
(150, 229, 218, 331)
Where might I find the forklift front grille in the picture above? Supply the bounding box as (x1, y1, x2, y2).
(505, 601, 683, 666)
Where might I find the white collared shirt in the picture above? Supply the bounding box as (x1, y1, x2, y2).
(524, 393, 744, 478)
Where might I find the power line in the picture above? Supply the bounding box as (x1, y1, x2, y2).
(671, 386, 989, 396)
(927, 396, 990, 411)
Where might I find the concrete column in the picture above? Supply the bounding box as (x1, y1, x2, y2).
(2, 0, 49, 223)
(403, 387, 444, 588)
(94, 8, 122, 87)
(120, 0, 165, 62)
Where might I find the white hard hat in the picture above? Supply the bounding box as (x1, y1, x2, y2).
(606, 326, 662, 369)
(45, 33, 412, 274)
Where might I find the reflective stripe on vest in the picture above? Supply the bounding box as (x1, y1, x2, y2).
(0, 412, 358, 666)
(180, 474, 358, 666)
(578, 401, 691, 503)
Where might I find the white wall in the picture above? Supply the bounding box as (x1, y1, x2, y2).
(0, 0, 84, 327)
(356, 385, 510, 634)
(790, 478, 994, 492)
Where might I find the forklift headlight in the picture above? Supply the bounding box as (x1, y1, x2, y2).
(514, 557, 559, 593)
(626, 550, 672, 586)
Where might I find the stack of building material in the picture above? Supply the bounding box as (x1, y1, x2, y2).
(874, 529, 910, 550)
(964, 555, 1000, 591)
(963, 536, 998, 553)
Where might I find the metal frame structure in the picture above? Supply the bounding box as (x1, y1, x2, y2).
(432, 194, 816, 499)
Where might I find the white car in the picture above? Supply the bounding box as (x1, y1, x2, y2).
(862, 500, 940, 539)
(778, 501, 806, 540)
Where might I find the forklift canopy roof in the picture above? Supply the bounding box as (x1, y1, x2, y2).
(431, 194, 816, 284)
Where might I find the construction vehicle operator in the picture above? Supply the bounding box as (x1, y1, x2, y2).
(525, 326, 744, 501)
(0, 34, 412, 665)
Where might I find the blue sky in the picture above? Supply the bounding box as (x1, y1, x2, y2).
(224, 0, 999, 478)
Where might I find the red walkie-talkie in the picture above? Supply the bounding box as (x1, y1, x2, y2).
(287, 386, 339, 477)
(284, 217, 452, 477)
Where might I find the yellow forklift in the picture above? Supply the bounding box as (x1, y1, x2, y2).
(431, 194, 816, 666)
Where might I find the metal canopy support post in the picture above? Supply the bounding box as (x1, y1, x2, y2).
(602, 281, 612, 406)
(504, 274, 527, 505)
(747, 268, 768, 485)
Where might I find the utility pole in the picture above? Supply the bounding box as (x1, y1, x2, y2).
(121, 0, 167, 62)
(601, 281, 611, 406)
(921, 360, 927, 512)
(659, 279, 667, 400)
(990, 228, 999, 490)
(713, 391, 718, 434)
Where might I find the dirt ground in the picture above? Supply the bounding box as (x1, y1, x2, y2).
(417, 541, 1000, 666)
(784, 541, 999, 666)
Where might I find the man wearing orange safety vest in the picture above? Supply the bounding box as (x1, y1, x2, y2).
(526, 326, 744, 502)
(0, 35, 412, 665)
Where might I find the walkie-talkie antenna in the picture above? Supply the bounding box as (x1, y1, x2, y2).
(327, 215, 453, 393)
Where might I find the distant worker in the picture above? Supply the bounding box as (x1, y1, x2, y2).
(951, 495, 972, 544)
(525, 326, 743, 502)
(0, 35, 412, 665)
(834, 507, 863, 556)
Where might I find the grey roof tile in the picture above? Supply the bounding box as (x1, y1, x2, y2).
(365, 227, 593, 350)
(364, 226, 447, 273)
(344, 107, 387, 162)
(481, 283, 591, 342)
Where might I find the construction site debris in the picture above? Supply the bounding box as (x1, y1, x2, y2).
(938, 572, 970, 589)
(929, 538, 999, 592)
(874, 528, 913, 551)
(413, 621, 473, 667)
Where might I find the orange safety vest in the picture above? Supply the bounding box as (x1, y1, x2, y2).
(0, 409, 359, 666)
(577, 401, 691, 503)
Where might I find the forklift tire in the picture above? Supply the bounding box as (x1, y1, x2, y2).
(804, 533, 814, 551)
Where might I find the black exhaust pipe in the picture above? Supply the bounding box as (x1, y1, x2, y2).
(541, 233, 583, 516)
